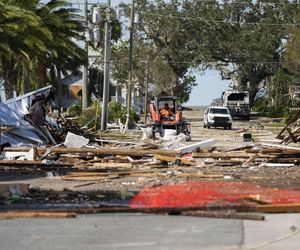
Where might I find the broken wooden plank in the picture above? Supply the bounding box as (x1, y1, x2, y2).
(154, 154, 198, 166)
(92, 162, 133, 168)
(181, 210, 264, 220)
(286, 127, 297, 143)
(261, 143, 300, 152)
(243, 195, 271, 205)
(193, 152, 252, 158)
(259, 163, 295, 168)
(2, 147, 180, 157)
(0, 160, 73, 167)
(277, 109, 300, 139)
(0, 204, 256, 215)
(256, 203, 300, 213)
(61, 175, 120, 181)
(0, 211, 76, 219)
(62, 171, 223, 181)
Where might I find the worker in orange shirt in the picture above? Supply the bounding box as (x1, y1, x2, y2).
(160, 103, 174, 119)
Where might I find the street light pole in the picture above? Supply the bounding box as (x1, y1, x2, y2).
(100, 0, 111, 131)
(144, 57, 149, 124)
(82, 0, 89, 110)
(124, 0, 135, 132)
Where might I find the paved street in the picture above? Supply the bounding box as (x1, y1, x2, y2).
(0, 213, 299, 250)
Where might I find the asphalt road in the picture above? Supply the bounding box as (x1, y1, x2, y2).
(0, 213, 299, 250)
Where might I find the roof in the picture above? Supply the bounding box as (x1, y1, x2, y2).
(209, 106, 229, 109)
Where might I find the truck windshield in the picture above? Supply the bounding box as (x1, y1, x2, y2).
(209, 108, 228, 114)
(227, 93, 247, 101)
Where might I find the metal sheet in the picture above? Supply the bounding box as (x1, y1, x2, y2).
(0, 86, 53, 147)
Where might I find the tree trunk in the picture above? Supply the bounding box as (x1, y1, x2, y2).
(38, 62, 47, 88)
(248, 81, 259, 108)
(23, 70, 31, 94)
(2, 57, 16, 99)
(56, 68, 63, 114)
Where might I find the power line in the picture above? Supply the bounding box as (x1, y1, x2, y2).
(142, 12, 299, 27)
(109, 59, 300, 65)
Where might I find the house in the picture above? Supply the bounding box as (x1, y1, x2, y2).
(60, 72, 83, 108)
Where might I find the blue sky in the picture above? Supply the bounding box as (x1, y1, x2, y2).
(185, 70, 231, 106)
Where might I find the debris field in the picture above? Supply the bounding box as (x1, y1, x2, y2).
(1, 89, 300, 220)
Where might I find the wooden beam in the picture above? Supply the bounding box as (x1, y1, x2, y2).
(181, 210, 265, 220)
(0, 211, 76, 219)
(1, 205, 256, 215)
(0, 160, 72, 167)
(2, 147, 180, 157)
(256, 204, 300, 213)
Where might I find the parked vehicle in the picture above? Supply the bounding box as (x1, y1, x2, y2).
(222, 90, 250, 119)
(203, 106, 232, 129)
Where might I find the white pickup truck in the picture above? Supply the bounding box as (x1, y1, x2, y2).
(203, 106, 232, 130)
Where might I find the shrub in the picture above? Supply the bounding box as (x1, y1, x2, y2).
(108, 101, 126, 123)
(68, 103, 82, 117)
(252, 97, 271, 113)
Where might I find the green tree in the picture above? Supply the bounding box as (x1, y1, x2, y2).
(0, 1, 50, 98)
(0, 0, 86, 101)
(118, 0, 198, 103)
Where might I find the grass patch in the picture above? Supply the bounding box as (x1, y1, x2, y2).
(261, 122, 285, 128)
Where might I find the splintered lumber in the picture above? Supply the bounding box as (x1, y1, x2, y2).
(61, 170, 223, 181)
(0, 160, 73, 167)
(0, 211, 76, 219)
(205, 159, 244, 165)
(154, 154, 198, 166)
(286, 127, 297, 143)
(242, 155, 259, 167)
(193, 152, 252, 158)
(243, 195, 271, 205)
(181, 210, 265, 220)
(61, 176, 119, 181)
(2, 147, 180, 157)
(0, 204, 256, 215)
(259, 163, 295, 167)
(277, 109, 300, 139)
(92, 162, 133, 168)
(261, 143, 300, 153)
(255, 204, 300, 213)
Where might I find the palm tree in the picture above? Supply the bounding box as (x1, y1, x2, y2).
(0, 0, 86, 101)
(36, 0, 86, 109)
(0, 1, 50, 99)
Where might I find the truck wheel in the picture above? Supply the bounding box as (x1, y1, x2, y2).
(228, 125, 232, 130)
(203, 124, 206, 128)
(207, 125, 210, 129)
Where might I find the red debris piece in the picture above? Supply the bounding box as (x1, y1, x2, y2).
(129, 181, 300, 208)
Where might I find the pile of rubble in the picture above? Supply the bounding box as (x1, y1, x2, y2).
(0, 86, 85, 148)
(277, 109, 300, 144)
(2, 88, 300, 220)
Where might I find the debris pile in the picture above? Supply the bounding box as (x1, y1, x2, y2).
(0, 86, 86, 147)
(1, 90, 300, 220)
(277, 109, 300, 144)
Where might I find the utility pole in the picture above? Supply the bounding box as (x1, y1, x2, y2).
(124, 0, 135, 132)
(82, 0, 89, 110)
(100, 0, 111, 131)
(144, 57, 149, 124)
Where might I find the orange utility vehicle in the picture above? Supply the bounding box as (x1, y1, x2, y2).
(149, 96, 191, 137)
